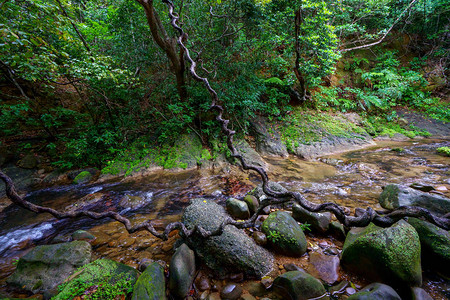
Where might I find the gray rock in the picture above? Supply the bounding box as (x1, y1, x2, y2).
(249, 182, 288, 200)
(7, 241, 92, 294)
(250, 116, 288, 157)
(341, 221, 422, 287)
(226, 198, 250, 219)
(169, 243, 196, 299)
(407, 217, 450, 276)
(410, 287, 433, 300)
(53, 259, 138, 300)
(235, 139, 268, 171)
(272, 271, 327, 300)
(174, 133, 204, 169)
(293, 135, 373, 159)
(244, 195, 259, 215)
(308, 252, 340, 284)
(379, 184, 450, 215)
(221, 283, 243, 300)
(262, 211, 307, 257)
(71, 230, 95, 241)
(347, 283, 401, 300)
(0, 164, 37, 198)
(292, 203, 332, 234)
(132, 262, 166, 300)
(182, 198, 274, 278)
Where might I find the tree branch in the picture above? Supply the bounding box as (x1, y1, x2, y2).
(341, 0, 418, 52)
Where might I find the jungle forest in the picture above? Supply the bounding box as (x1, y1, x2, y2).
(0, 0, 449, 299)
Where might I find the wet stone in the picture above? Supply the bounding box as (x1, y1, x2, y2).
(323, 247, 340, 256)
(226, 197, 250, 219)
(243, 281, 266, 297)
(283, 263, 304, 272)
(347, 282, 401, 300)
(308, 252, 340, 284)
(221, 283, 243, 300)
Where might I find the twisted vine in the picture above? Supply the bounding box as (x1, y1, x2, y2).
(0, 0, 448, 247)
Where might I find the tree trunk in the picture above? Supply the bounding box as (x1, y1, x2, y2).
(136, 0, 187, 101)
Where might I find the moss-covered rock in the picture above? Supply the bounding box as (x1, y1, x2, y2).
(341, 221, 422, 287)
(262, 211, 307, 257)
(272, 271, 326, 300)
(53, 259, 138, 300)
(7, 241, 92, 294)
(131, 262, 166, 300)
(73, 171, 93, 184)
(243, 195, 259, 215)
(407, 217, 450, 276)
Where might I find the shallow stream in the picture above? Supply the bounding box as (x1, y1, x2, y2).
(0, 139, 449, 298)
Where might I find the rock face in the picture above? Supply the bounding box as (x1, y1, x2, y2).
(53, 259, 139, 300)
(226, 198, 250, 219)
(169, 244, 196, 299)
(250, 116, 288, 157)
(379, 184, 450, 215)
(182, 198, 274, 278)
(341, 221, 422, 287)
(272, 271, 326, 300)
(293, 135, 373, 159)
(347, 283, 401, 300)
(407, 217, 450, 276)
(235, 139, 268, 171)
(292, 203, 332, 234)
(262, 211, 307, 257)
(7, 241, 92, 294)
(132, 262, 166, 300)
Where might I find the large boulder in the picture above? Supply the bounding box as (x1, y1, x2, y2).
(182, 198, 274, 278)
(168, 244, 196, 299)
(341, 221, 422, 287)
(407, 217, 450, 276)
(379, 184, 450, 215)
(272, 271, 327, 300)
(292, 203, 332, 234)
(7, 241, 92, 294)
(347, 283, 401, 300)
(53, 259, 139, 300)
(262, 211, 307, 256)
(132, 262, 166, 300)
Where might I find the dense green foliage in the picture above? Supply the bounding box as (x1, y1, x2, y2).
(1, 0, 448, 169)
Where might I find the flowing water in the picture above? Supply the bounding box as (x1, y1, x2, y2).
(0, 139, 449, 298)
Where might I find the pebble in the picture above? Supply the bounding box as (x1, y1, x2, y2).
(261, 277, 273, 289)
(346, 287, 356, 295)
(324, 247, 340, 256)
(221, 283, 243, 300)
(229, 273, 244, 282)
